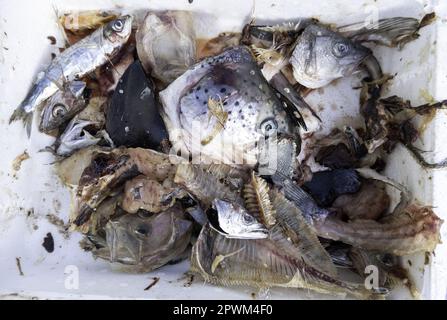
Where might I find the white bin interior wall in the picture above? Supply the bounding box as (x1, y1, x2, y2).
(0, 0, 446, 299)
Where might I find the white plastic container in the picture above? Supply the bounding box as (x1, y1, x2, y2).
(0, 0, 446, 300)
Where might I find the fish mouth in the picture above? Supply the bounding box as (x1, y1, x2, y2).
(219, 228, 269, 240)
(341, 48, 372, 76)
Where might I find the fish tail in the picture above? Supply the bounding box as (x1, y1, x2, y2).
(9, 107, 33, 138)
(338, 16, 432, 48)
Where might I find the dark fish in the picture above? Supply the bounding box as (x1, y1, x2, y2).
(106, 60, 169, 150)
(303, 169, 361, 207)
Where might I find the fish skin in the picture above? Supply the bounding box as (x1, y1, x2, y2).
(159, 46, 299, 167)
(210, 199, 268, 239)
(290, 24, 371, 89)
(39, 81, 88, 133)
(136, 11, 196, 85)
(10, 16, 133, 136)
(97, 205, 193, 273)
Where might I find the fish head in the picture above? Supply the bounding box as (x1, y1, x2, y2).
(211, 199, 268, 239)
(40, 83, 88, 132)
(165, 46, 299, 166)
(290, 24, 371, 88)
(105, 208, 193, 266)
(136, 11, 196, 83)
(103, 15, 133, 45)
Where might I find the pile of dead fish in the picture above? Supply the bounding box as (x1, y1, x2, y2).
(11, 10, 445, 299)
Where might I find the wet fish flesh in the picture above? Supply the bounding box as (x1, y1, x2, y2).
(122, 175, 186, 214)
(332, 179, 390, 221)
(73, 148, 181, 227)
(10, 16, 132, 135)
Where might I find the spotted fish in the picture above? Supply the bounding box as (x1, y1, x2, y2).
(159, 46, 301, 167)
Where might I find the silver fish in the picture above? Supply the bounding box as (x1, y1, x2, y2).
(209, 199, 268, 239)
(136, 11, 196, 85)
(10, 15, 133, 135)
(160, 46, 300, 166)
(39, 81, 88, 133)
(97, 206, 193, 273)
(290, 24, 371, 89)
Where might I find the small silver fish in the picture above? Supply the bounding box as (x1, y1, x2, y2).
(209, 199, 268, 239)
(39, 81, 88, 133)
(290, 24, 371, 89)
(10, 16, 133, 135)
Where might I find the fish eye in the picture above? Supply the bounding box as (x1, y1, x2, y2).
(260, 118, 278, 136)
(243, 214, 254, 224)
(333, 42, 350, 57)
(134, 225, 150, 237)
(52, 103, 67, 118)
(112, 20, 124, 32)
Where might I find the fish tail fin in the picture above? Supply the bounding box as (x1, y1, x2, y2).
(9, 107, 33, 138)
(338, 15, 435, 48)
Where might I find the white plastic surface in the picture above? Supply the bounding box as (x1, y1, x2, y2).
(0, 0, 446, 300)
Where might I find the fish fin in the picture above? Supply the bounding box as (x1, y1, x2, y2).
(270, 189, 338, 277)
(68, 80, 87, 98)
(274, 172, 330, 225)
(338, 14, 435, 48)
(191, 224, 379, 299)
(404, 144, 447, 169)
(9, 108, 33, 138)
(270, 71, 322, 125)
